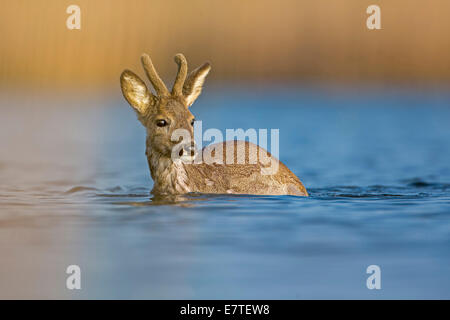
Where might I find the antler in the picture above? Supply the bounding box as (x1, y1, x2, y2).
(141, 53, 169, 96)
(139, 53, 210, 106)
(172, 53, 188, 96)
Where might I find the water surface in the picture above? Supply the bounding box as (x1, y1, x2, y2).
(0, 87, 449, 299)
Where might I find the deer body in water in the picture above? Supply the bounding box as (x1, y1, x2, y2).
(120, 53, 308, 196)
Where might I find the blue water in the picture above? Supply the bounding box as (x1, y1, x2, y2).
(0, 87, 449, 299)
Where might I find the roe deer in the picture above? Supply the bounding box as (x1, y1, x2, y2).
(120, 53, 308, 196)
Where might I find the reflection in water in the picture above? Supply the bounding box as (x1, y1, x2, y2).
(0, 89, 450, 298)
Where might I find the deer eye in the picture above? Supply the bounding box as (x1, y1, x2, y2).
(191, 119, 195, 126)
(156, 119, 168, 127)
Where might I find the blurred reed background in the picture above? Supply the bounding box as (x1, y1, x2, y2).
(0, 0, 450, 89)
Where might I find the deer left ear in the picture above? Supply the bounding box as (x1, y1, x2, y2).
(183, 62, 211, 107)
(120, 70, 156, 114)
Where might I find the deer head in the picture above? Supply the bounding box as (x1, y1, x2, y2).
(120, 53, 211, 164)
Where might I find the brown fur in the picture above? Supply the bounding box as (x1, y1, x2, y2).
(120, 53, 308, 197)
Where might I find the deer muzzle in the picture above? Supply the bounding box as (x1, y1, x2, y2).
(174, 141, 197, 163)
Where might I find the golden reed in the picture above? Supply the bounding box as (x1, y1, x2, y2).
(1, 0, 449, 88)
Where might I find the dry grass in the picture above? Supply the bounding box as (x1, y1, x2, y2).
(1, 0, 449, 88)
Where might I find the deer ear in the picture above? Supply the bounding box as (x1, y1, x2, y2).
(120, 70, 155, 114)
(183, 62, 211, 107)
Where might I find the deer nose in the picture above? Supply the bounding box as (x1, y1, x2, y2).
(178, 142, 197, 158)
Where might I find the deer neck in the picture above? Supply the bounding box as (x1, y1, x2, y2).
(146, 140, 191, 195)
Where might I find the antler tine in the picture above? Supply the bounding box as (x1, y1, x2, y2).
(141, 53, 169, 96)
(172, 53, 188, 96)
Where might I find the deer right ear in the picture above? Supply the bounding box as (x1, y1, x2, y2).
(120, 70, 156, 114)
(183, 62, 211, 107)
